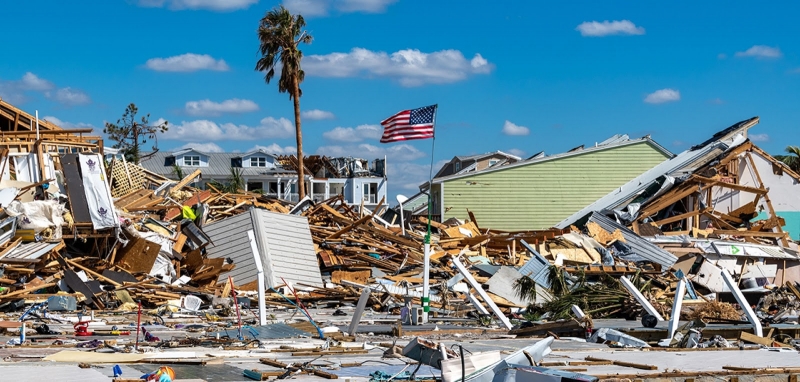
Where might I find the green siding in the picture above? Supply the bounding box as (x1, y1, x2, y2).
(440, 142, 670, 230)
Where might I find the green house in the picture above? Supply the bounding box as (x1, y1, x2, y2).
(428, 136, 673, 231)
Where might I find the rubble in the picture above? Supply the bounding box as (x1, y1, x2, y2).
(0, 103, 799, 381)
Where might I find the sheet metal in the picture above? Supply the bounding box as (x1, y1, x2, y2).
(587, 212, 677, 269)
(211, 323, 311, 340)
(0, 241, 58, 262)
(519, 240, 553, 288)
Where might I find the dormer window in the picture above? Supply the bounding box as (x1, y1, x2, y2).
(250, 157, 267, 167)
(489, 159, 499, 166)
(184, 155, 200, 166)
(454, 162, 461, 172)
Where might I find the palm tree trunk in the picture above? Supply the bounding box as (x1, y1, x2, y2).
(293, 78, 306, 200)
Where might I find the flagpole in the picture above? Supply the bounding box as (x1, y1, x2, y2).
(421, 104, 437, 325)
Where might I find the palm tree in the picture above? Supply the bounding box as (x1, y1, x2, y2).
(776, 145, 800, 173)
(255, 6, 313, 200)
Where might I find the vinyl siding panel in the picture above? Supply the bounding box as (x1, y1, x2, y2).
(253, 210, 323, 288)
(203, 212, 257, 282)
(441, 142, 670, 230)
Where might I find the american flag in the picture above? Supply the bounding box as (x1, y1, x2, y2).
(380, 105, 437, 143)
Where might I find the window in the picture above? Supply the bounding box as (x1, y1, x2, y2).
(247, 182, 263, 193)
(184, 155, 200, 166)
(268, 181, 283, 195)
(363, 182, 378, 203)
(489, 159, 499, 167)
(250, 157, 267, 167)
(454, 162, 461, 172)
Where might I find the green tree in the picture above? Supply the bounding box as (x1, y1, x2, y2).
(208, 167, 245, 193)
(776, 145, 800, 173)
(255, 5, 312, 200)
(104, 103, 168, 164)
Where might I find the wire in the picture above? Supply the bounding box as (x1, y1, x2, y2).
(268, 286, 325, 339)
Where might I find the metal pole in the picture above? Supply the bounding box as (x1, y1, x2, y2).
(421, 104, 438, 325)
(422, 242, 431, 323)
(229, 275, 243, 340)
(399, 201, 406, 236)
(135, 301, 142, 351)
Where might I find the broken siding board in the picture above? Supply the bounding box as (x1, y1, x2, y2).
(254, 209, 323, 288)
(440, 141, 671, 231)
(203, 212, 258, 283)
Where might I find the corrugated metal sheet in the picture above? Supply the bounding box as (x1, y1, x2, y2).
(211, 323, 311, 339)
(253, 209, 323, 288)
(0, 242, 58, 262)
(204, 211, 258, 282)
(518, 240, 552, 288)
(0, 365, 109, 382)
(439, 141, 671, 230)
(587, 212, 677, 269)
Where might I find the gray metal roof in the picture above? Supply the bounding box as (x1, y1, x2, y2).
(587, 212, 678, 269)
(139, 150, 296, 179)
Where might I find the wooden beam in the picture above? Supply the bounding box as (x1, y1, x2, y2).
(172, 168, 202, 191)
(652, 209, 706, 227)
(694, 176, 768, 195)
(584, 356, 657, 370)
(746, 153, 789, 247)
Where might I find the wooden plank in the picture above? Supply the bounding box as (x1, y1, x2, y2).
(60, 153, 92, 223)
(164, 190, 212, 220)
(585, 356, 657, 370)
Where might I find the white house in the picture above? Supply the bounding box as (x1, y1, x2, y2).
(140, 148, 388, 210)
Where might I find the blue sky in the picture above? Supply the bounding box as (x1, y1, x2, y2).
(2, 1, 799, 202)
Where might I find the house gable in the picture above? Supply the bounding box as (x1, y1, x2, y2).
(173, 149, 209, 167)
(241, 151, 277, 169)
(440, 140, 672, 230)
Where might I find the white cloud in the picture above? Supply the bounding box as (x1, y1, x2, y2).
(47, 87, 91, 106)
(303, 48, 494, 87)
(717, 53, 727, 60)
(644, 88, 680, 104)
(175, 142, 224, 153)
(248, 144, 296, 155)
(391, 161, 435, 191)
(42, 116, 95, 129)
(163, 116, 294, 141)
(507, 148, 526, 158)
(323, 124, 382, 142)
(709, 98, 724, 105)
(184, 98, 259, 116)
(302, 109, 336, 120)
(576, 20, 645, 37)
(0, 72, 89, 106)
(316, 143, 425, 162)
(20, 72, 54, 91)
(749, 133, 769, 142)
(137, 0, 258, 11)
(283, 0, 396, 16)
(502, 120, 530, 136)
(791, 68, 800, 74)
(735, 45, 782, 59)
(145, 53, 229, 72)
